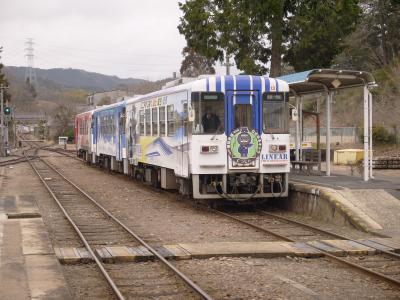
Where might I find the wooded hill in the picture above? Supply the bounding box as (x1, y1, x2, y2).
(3, 66, 172, 114)
(5, 66, 146, 91)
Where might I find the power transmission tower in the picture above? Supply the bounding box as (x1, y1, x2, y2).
(25, 38, 37, 88)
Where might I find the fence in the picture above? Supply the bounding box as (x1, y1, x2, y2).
(290, 126, 400, 145)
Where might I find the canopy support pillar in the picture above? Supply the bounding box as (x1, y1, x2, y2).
(363, 85, 370, 181)
(325, 92, 331, 176)
(369, 90, 373, 179)
(295, 95, 300, 161)
(299, 96, 303, 160)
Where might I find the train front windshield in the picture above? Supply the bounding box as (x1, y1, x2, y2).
(263, 92, 289, 134)
(191, 92, 225, 134)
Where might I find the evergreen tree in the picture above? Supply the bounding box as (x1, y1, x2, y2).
(334, 0, 400, 70)
(180, 46, 216, 77)
(178, 0, 293, 75)
(0, 47, 11, 101)
(178, 0, 359, 75)
(285, 0, 361, 71)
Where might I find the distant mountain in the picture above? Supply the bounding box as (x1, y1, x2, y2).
(5, 66, 147, 91)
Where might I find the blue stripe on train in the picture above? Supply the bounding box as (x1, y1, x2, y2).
(236, 75, 250, 91)
(224, 76, 234, 91)
(216, 76, 221, 92)
(264, 77, 270, 92)
(252, 76, 262, 92)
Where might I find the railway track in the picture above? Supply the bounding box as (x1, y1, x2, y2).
(41, 146, 82, 161)
(0, 155, 36, 166)
(17, 134, 400, 293)
(26, 153, 212, 300)
(213, 207, 400, 288)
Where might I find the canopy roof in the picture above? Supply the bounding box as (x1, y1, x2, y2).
(277, 69, 376, 95)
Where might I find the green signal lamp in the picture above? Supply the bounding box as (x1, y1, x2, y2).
(4, 107, 11, 115)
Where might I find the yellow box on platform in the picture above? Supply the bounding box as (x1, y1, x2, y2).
(334, 149, 365, 165)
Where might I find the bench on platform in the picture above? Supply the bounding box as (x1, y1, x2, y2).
(291, 161, 320, 175)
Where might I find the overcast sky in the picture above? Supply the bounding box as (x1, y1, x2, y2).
(0, 0, 236, 80)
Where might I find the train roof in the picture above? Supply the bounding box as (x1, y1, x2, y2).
(76, 109, 94, 118)
(125, 75, 289, 105)
(92, 99, 128, 114)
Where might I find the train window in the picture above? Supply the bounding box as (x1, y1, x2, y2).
(191, 92, 224, 134)
(262, 92, 289, 134)
(234, 104, 253, 129)
(152, 108, 158, 136)
(159, 106, 166, 136)
(167, 105, 176, 136)
(139, 110, 145, 135)
(145, 109, 151, 136)
(111, 115, 115, 135)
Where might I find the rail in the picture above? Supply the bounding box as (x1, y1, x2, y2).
(25, 149, 213, 300)
(211, 208, 400, 288)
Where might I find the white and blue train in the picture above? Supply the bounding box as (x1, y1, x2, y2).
(75, 75, 290, 201)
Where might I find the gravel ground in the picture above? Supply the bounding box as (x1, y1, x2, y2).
(175, 256, 399, 299)
(62, 264, 116, 299)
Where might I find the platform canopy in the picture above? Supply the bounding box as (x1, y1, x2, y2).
(278, 69, 377, 181)
(278, 69, 376, 95)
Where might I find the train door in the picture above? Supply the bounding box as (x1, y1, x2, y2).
(94, 114, 98, 155)
(178, 100, 189, 177)
(117, 108, 126, 161)
(226, 91, 261, 134)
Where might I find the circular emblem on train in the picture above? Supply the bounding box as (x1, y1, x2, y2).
(227, 127, 262, 167)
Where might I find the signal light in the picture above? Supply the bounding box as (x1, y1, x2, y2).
(201, 145, 218, 153)
(4, 107, 11, 115)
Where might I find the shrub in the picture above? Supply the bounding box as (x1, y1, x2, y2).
(359, 126, 396, 144)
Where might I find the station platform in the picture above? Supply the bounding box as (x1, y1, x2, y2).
(0, 165, 72, 299)
(289, 164, 400, 237)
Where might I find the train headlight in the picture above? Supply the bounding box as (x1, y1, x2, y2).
(270, 145, 286, 152)
(270, 145, 278, 152)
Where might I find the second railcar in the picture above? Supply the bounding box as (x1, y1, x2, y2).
(92, 101, 127, 171)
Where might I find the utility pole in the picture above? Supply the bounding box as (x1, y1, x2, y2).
(222, 52, 234, 75)
(0, 84, 8, 156)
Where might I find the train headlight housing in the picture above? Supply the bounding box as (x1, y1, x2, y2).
(270, 145, 286, 152)
(201, 145, 218, 153)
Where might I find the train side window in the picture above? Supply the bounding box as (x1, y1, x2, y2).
(145, 109, 151, 136)
(167, 105, 175, 136)
(139, 110, 145, 135)
(111, 114, 115, 135)
(159, 106, 166, 136)
(152, 107, 158, 136)
(106, 116, 109, 135)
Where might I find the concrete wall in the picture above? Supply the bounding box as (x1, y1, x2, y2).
(280, 183, 381, 233)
